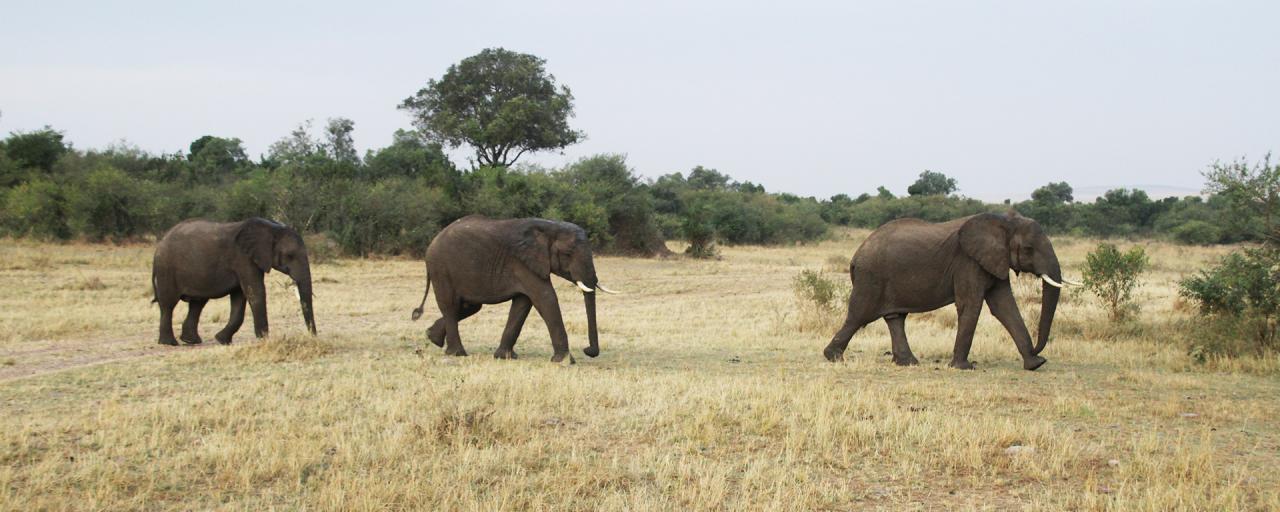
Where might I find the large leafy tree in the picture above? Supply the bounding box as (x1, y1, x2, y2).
(187, 135, 249, 182)
(399, 48, 583, 168)
(4, 127, 68, 172)
(906, 170, 958, 196)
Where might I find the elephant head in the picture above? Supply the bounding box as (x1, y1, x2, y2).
(959, 211, 1068, 356)
(515, 221, 618, 358)
(235, 218, 317, 335)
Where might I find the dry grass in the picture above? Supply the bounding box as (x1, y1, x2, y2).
(0, 231, 1277, 510)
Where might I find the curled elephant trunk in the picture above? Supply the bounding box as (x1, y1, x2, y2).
(1033, 261, 1061, 356)
(583, 290, 600, 358)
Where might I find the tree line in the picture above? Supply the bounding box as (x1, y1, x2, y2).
(1, 46, 1273, 257)
(0, 123, 1273, 256)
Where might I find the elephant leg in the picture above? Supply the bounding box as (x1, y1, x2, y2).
(823, 284, 878, 361)
(885, 314, 918, 366)
(216, 289, 246, 344)
(528, 286, 573, 364)
(242, 276, 269, 338)
(950, 298, 982, 369)
(157, 295, 179, 346)
(495, 295, 532, 360)
(180, 298, 207, 345)
(985, 280, 1047, 371)
(427, 302, 481, 349)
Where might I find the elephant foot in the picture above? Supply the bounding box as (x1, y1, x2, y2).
(427, 328, 445, 348)
(1023, 356, 1047, 371)
(949, 359, 975, 370)
(494, 348, 518, 360)
(893, 354, 919, 366)
(823, 346, 845, 362)
(158, 337, 178, 346)
(253, 329, 269, 339)
(551, 352, 575, 365)
(214, 332, 234, 345)
(444, 346, 468, 357)
(180, 333, 203, 345)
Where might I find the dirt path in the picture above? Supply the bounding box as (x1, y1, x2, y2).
(0, 336, 217, 383)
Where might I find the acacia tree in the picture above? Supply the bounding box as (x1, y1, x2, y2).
(399, 48, 583, 169)
(1203, 153, 1280, 242)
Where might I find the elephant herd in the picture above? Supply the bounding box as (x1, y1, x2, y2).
(152, 211, 1078, 371)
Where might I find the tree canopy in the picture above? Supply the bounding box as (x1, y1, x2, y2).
(399, 48, 583, 168)
(906, 170, 958, 196)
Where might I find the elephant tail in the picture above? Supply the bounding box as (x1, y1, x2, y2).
(150, 271, 158, 304)
(410, 264, 431, 321)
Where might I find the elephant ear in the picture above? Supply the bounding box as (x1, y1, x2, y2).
(235, 218, 276, 273)
(959, 213, 1012, 279)
(513, 225, 552, 279)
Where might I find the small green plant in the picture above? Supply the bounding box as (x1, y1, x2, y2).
(793, 269, 841, 312)
(1082, 243, 1149, 320)
(791, 269, 849, 333)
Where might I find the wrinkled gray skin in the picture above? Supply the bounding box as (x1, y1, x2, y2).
(823, 212, 1061, 371)
(411, 215, 604, 363)
(152, 218, 316, 345)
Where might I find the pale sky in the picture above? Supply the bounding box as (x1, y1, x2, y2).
(2, 1, 1277, 201)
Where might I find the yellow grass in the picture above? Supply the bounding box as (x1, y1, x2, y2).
(1, 231, 1277, 510)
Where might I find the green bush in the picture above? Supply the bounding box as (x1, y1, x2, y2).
(1171, 220, 1222, 245)
(65, 166, 154, 241)
(792, 269, 842, 312)
(1081, 243, 1149, 321)
(1179, 248, 1280, 357)
(1, 179, 70, 239)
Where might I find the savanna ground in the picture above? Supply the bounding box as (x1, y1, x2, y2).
(1, 230, 1278, 510)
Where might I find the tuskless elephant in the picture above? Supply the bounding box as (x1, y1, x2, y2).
(152, 217, 316, 345)
(411, 215, 619, 363)
(822, 211, 1080, 371)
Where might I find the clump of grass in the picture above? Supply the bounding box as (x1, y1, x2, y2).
(57, 276, 107, 291)
(792, 269, 849, 333)
(233, 334, 334, 362)
(823, 254, 849, 273)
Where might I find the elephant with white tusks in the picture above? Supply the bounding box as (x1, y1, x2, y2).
(152, 217, 317, 346)
(411, 215, 620, 364)
(823, 211, 1081, 371)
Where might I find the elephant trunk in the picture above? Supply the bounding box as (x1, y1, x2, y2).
(1033, 257, 1061, 356)
(583, 290, 600, 358)
(294, 269, 317, 335)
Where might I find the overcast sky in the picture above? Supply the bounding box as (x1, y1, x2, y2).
(2, 1, 1277, 201)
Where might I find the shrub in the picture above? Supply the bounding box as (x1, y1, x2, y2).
(791, 269, 850, 333)
(1179, 248, 1280, 356)
(1172, 220, 1222, 245)
(682, 204, 718, 259)
(65, 166, 155, 241)
(1081, 243, 1149, 320)
(1, 179, 70, 239)
(793, 269, 841, 312)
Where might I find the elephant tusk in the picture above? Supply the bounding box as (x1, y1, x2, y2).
(294, 287, 301, 300)
(575, 281, 595, 293)
(1063, 278, 1084, 287)
(596, 284, 621, 294)
(1041, 275, 1065, 288)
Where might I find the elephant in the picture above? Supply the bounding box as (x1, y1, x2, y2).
(822, 211, 1080, 371)
(152, 217, 316, 346)
(410, 215, 619, 363)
